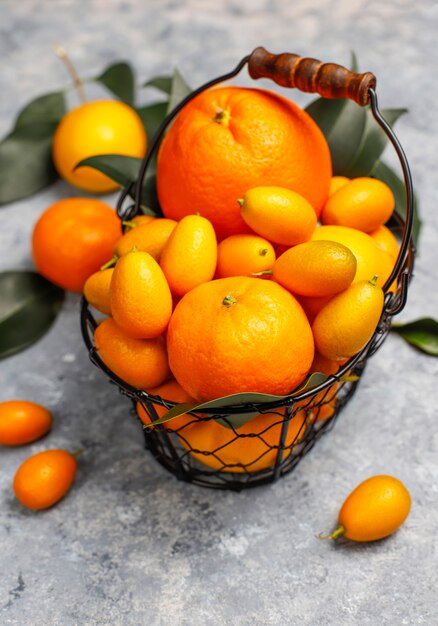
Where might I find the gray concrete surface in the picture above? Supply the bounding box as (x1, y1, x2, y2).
(1, 1, 437, 624)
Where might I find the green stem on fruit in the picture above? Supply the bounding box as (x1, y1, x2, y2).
(259, 248, 268, 257)
(53, 43, 87, 104)
(122, 221, 137, 230)
(71, 448, 84, 459)
(370, 275, 379, 286)
(252, 270, 273, 277)
(317, 525, 345, 540)
(237, 198, 244, 208)
(223, 294, 237, 307)
(100, 256, 118, 271)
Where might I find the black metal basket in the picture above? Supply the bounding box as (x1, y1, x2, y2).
(81, 48, 415, 491)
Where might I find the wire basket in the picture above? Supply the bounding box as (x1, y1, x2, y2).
(81, 48, 415, 491)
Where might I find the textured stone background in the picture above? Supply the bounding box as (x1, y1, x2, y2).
(0, 1, 437, 625)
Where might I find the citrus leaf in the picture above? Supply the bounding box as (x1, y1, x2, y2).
(0, 271, 64, 359)
(0, 123, 59, 206)
(391, 318, 438, 356)
(136, 101, 168, 139)
(144, 372, 329, 429)
(305, 97, 367, 175)
(166, 68, 192, 114)
(346, 108, 407, 177)
(75, 154, 162, 216)
(371, 160, 421, 245)
(14, 92, 66, 128)
(143, 76, 173, 94)
(96, 62, 135, 106)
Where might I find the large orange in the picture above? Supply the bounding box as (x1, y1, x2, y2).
(32, 198, 121, 292)
(157, 86, 332, 239)
(167, 276, 314, 402)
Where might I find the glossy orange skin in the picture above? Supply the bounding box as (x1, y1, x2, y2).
(160, 215, 218, 296)
(273, 241, 357, 297)
(137, 379, 196, 430)
(83, 268, 113, 316)
(369, 225, 400, 261)
(110, 250, 173, 339)
(157, 86, 331, 239)
(95, 318, 170, 390)
(216, 234, 276, 279)
(0, 400, 53, 446)
(322, 177, 395, 233)
(32, 198, 121, 292)
(114, 218, 177, 261)
(339, 475, 411, 542)
(52, 100, 147, 193)
(167, 277, 314, 402)
(13, 450, 77, 510)
(328, 176, 350, 196)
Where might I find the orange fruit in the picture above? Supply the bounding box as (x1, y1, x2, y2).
(329, 176, 350, 196)
(328, 475, 411, 542)
(369, 225, 400, 261)
(309, 352, 342, 376)
(177, 409, 307, 473)
(167, 277, 314, 402)
(113, 218, 177, 261)
(52, 100, 147, 193)
(311, 225, 393, 289)
(0, 400, 53, 446)
(160, 215, 218, 296)
(322, 177, 395, 232)
(312, 278, 384, 360)
(110, 250, 173, 339)
(273, 241, 357, 297)
(13, 449, 77, 510)
(32, 198, 121, 292)
(124, 215, 156, 228)
(239, 187, 317, 246)
(95, 318, 169, 389)
(296, 294, 334, 325)
(137, 379, 196, 429)
(83, 268, 113, 316)
(216, 234, 276, 278)
(157, 86, 332, 239)
(296, 383, 341, 423)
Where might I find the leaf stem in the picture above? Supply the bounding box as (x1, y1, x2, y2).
(53, 43, 87, 104)
(100, 256, 118, 271)
(317, 525, 345, 540)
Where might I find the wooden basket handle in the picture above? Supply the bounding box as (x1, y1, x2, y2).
(248, 47, 376, 106)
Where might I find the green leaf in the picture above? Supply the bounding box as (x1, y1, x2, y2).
(371, 160, 421, 245)
(136, 101, 168, 139)
(346, 108, 407, 177)
(0, 271, 64, 359)
(391, 318, 438, 356)
(166, 68, 192, 114)
(143, 76, 173, 95)
(144, 372, 329, 430)
(75, 154, 163, 216)
(0, 123, 59, 206)
(14, 92, 66, 128)
(96, 62, 135, 106)
(305, 97, 367, 175)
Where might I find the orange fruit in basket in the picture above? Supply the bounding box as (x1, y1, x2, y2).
(324, 475, 411, 542)
(311, 225, 393, 289)
(83, 268, 113, 316)
(32, 198, 121, 292)
(177, 409, 307, 473)
(157, 86, 332, 239)
(216, 234, 276, 278)
(273, 241, 357, 297)
(113, 218, 177, 261)
(52, 100, 147, 193)
(239, 187, 317, 246)
(13, 449, 77, 510)
(0, 400, 53, 446)
(125, 215, 156, 228)
(312, 277, 384, 361)
(329, 176, 350, 196)
(110, 250, 173, 339)
(160, 215, 218, 296)
(369, 225, 400, 261)
(322, 177, 395, 232)
(137, 379, 196, 429)
(167, 276, 314, 402)
(95, 318, 169, 389)
(309, 352, 342, 376)
(296, 294, 333, 325)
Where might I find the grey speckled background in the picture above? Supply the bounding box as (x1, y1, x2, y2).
(1, 1, 437, 625)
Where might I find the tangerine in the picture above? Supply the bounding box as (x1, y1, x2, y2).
(83, 268, 113, 316)
(0, 400, 53, 446)
(137, 379, 196, 430)
(369, 225, 400, 261)
(32, 198, 121, 292)
(113, 218, 177, 261)
(157, 86, 331, 239)
(216, 234, 276, 279)
(52, 100, 147, 193)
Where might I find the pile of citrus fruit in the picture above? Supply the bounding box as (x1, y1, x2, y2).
(30, 85, 400, 474)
